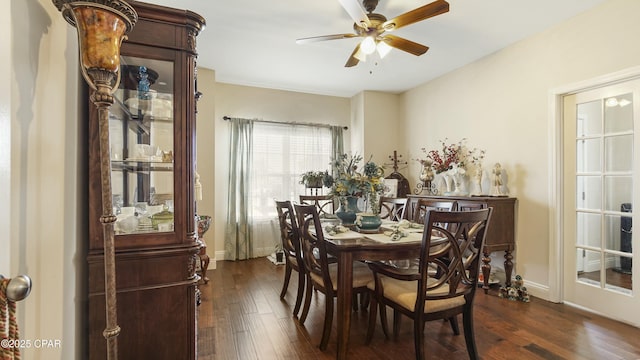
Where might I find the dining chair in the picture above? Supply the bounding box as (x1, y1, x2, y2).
(365, 208, 493, 360)
(383, 198, 460, 335)
(457, 201, 488, 212)
(379, 197, 408, 221)
(294, 204, 374, 350)
(275, 200, 305, 318)
(299, 194, 336, 218)
(412, 199, 457, 224)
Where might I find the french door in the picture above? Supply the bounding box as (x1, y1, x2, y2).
(563, 79, 639, 325)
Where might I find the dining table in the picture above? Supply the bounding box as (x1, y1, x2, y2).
(322, 221, 425, 360)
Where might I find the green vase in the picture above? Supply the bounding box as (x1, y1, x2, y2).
(357, 214, 382, 232)
(336, 196, 361, 225)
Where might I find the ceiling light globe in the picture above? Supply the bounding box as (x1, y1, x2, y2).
(377, 41, 392, 58)
(361, 37, 376, 55)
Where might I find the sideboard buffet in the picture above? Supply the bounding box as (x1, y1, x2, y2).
(406, 195, 517, 292)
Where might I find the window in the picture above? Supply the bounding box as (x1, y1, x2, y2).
(251, 122, 332, 220)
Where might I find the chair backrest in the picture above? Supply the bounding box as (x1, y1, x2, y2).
(299, 195, 335, 218)
(417, 208, 492, 311)
(457, 201, 487, 212)
(275, 200, 301, 262)
(412, 199, 457, 224)
(379, 197, 408, 221)
(294, 204, 333, 289)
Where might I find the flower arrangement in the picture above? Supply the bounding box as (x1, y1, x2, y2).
(328, 153, 385, 214)
(417, 138, 485, 174)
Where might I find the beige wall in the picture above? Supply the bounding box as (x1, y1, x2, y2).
(361, 91, 402, 173)
(10, 0, 81, 358)
(195, 68, 216, 236)
(401, 0, 640, 299)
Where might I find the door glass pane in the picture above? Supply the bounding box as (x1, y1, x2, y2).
(604, 214, 623, 251)
(577, 249, 602, 286)
(110, 56, 175, 235)
(604, 93, 633, 133)
(576, 175, 601, 210)
(605, 253, 632, 294)
(577, 100, 602, 136)
(576, 212, 601, 248)
(605, 134, 633, 172)
(604, 175, 632, 212)
(576, 138, 601, 173)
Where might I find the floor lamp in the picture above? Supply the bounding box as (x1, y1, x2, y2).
(52, 1, 137, 359)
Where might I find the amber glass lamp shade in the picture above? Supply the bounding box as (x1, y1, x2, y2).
(74, 6, 127, 73)
(53, 0, 137, 90)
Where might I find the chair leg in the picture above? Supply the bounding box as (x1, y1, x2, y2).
(360, 292, 370, 310)
(293, 270, 305, 317)
(352, 293, 358, 311)
(393, 309, 401, 339)
(319, 295, 334, 350)
(414, 317, 425, 360)
(379, 302, 390, 339)
(365, 292, 378, 344)
(463, 306, 479, 360)
(299, 275, 314, 324)
(280, 263, 292, 299)
(448, 316, 460, 335)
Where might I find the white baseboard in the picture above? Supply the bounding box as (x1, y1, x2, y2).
(522, 279, 552, 302)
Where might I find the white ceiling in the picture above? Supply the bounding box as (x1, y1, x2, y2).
(143, 0, 608, 97)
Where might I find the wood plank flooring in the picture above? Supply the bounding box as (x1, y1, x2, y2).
(197, 258, 640, 360)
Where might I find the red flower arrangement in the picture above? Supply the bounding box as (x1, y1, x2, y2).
(417, 138, 485, 174)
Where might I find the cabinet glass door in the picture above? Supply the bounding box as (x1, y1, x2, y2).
(109, 55, 175, 234)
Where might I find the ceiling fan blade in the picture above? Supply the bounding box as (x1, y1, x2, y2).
(381, 0, 449, 32)
(382, 34, 429, 56)
(339, 0, 371, 29)
(345, 44, 363, 67)
(296, 33, 358, 44)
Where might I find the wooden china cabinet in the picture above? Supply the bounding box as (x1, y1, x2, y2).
(86, 2, 205, 359)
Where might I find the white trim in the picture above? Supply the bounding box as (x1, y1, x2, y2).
(523, 279, 550, 301)
(563, 300, 635, 328)
(548, 65, 640, 304)
(547, 90, 563, 302)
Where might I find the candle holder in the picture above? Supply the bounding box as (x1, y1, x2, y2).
(52, 1, 137, 359)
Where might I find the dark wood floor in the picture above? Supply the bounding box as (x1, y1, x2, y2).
(197, 258, 640, 360)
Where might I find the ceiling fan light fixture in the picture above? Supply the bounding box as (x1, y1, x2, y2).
(354, 47, 367, 62)
(361, 36, 376, 55)
(383, 22, 396, 31)
(377, 40, 392, 58)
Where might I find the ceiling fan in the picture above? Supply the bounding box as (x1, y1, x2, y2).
(296, 0, 450, 67)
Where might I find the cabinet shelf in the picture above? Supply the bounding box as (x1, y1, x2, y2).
(112, 160, 173, 172)
(110, 95, 174, 136)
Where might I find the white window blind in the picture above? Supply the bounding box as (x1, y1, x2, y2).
(251, 122, 332, 220)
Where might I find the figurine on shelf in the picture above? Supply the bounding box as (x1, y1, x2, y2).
(470, 166, 484, 196)
(445, 163, 468, 196)
(491, 162, 505, 196)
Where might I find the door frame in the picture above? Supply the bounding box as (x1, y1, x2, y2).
(548, 65, 640, 302)
(0, 1, 11, 277)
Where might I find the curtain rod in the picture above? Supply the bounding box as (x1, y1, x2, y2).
(223, 116, 348, 130)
